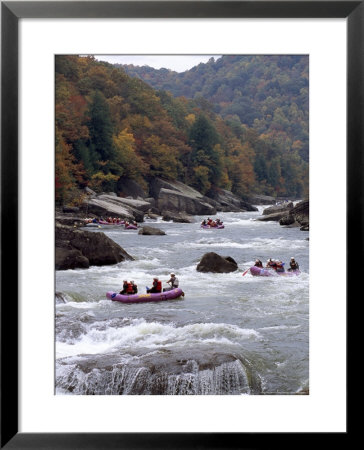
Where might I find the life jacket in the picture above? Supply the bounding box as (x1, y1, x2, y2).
(156, 280, 162, 292)
(126, 282, 133, 294)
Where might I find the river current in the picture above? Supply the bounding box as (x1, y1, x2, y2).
(55, 207, 309, 395)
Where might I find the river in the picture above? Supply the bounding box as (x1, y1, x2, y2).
(55, 207, 309, 395)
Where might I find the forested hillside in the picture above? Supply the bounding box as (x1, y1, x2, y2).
(122, 56, 309, 163)
(56, 55, 308, 205)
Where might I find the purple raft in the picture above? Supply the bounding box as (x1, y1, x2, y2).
(106, 287, 184, 303)
(98, 220, 125, 226)
(200, 224, 225, 229)
(249, 266, 301, 277)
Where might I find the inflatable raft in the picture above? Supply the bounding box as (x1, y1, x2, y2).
(249, 266, 300, 277)
(106, 287, 184, 303)
(98, 220, 125, 226)
(124, 224, 138, 230)
(200, 224, 225, 229)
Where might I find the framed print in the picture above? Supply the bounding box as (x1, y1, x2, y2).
(1, 0, 357, 447)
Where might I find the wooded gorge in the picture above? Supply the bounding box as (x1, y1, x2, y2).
(56, 55, 308, 205)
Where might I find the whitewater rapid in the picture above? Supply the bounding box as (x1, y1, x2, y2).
(56, 208, 309, 395)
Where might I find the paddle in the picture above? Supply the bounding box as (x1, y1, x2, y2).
(242, 269, 249, 276)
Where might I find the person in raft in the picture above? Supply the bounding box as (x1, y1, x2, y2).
(266, 258, 276, 269)
(130, 280, 138, 294)
(147, 278, 162, 294)
(120, 280, 129, 295)
(164, 273, 179, 291)
(288, 257, 299, 271)
(254, 259, 263, 268)
(275, 260, 285, 273)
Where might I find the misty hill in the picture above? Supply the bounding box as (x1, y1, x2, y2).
(120, 55, 309, 163)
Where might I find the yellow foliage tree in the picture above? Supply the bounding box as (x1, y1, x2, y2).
(113, 129, 147, 180)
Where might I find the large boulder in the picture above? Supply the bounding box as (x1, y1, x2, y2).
(291, 199, 309, 227)
(279, 199, 309, 231)
(81, 194, 149, 222)
(257, 211, 291, 222)
(98, 194, 151, 214)
(138, 226, 166, 235)
(196, 252, 238, 273)
(56, 247, 90, 270)
(161, 210, 195, 223)
(262, 202, 293, 215)
(55, 224, 133, 270)
(279, 215, 299, 227)
(207, 189, 258, 212)
(150, 178, 216, 215)
(157, 188, 216, 215)
(149, 177, 203, 199)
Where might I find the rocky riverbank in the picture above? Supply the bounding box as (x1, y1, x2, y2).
(70, 177, 258, 225)
(256, 199, 309, 231)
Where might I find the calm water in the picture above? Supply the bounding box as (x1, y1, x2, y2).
(56, 207, 309, 395)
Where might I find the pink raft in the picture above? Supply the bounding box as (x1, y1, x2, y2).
(124, 224, 138, 230)
(106, 287, 184, 303)
(249, 266, 301, 277)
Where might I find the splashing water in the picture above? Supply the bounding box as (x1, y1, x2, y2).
(56, 210, 309, 395)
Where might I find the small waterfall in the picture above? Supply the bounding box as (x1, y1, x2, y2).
(56, 359, 262, 395)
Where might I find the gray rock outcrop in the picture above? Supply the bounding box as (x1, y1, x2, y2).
(157, 188, 216, 216)
(262, 202, 293, 215)
(161, 210, 195, 223)
(208, 189, 258, 212)
(196, 252, 238, 273)
(56, 223, 133, 270)
(257, 211, 291, 222)
(81, 194, 151, 222)
(138, 226, 166, 236)
(279, 199, 309, 231)
(257, 202, 294, 222)
(149, 178, 216, 216)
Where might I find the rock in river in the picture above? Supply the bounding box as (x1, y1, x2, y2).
(197, 252, 238, 273)
(55, 223, 133, 270)
(138, 226, 166, 236)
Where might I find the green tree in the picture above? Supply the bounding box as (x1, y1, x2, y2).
(189, 115, 222, 186)
(87, 90, 115, 167)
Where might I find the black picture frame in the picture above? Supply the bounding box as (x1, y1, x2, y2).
(1, 1, 356, 448)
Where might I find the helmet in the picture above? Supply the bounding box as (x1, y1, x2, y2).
(291, 257, 295, 260)
(171, 273, 175, 276)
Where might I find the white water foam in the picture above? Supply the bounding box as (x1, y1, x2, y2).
(56, 319, 261, 359)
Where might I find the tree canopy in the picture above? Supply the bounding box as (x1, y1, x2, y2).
(55, 55, 308, 205)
